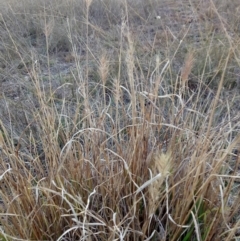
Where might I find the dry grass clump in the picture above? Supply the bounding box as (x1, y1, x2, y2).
(0, 0, 240, 240)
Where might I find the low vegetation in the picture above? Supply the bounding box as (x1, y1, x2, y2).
(0, 0, 240, 240)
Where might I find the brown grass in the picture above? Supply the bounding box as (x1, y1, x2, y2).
(0, 0, 240, 240)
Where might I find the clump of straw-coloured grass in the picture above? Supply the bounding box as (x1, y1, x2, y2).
(0, 0, 240, 240)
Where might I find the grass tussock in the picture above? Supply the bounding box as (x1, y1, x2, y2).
(0, 0, 240, 240)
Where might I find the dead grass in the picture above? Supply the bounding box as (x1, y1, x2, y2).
(0, 0, 240, 240)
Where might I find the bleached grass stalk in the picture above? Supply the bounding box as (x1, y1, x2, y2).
(0, 164, 12, 180)
(219, 184, 231, 231)
(82, 188, 96, 240)
(191, 211, 201, 241)
(135, 172, 162, 195)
